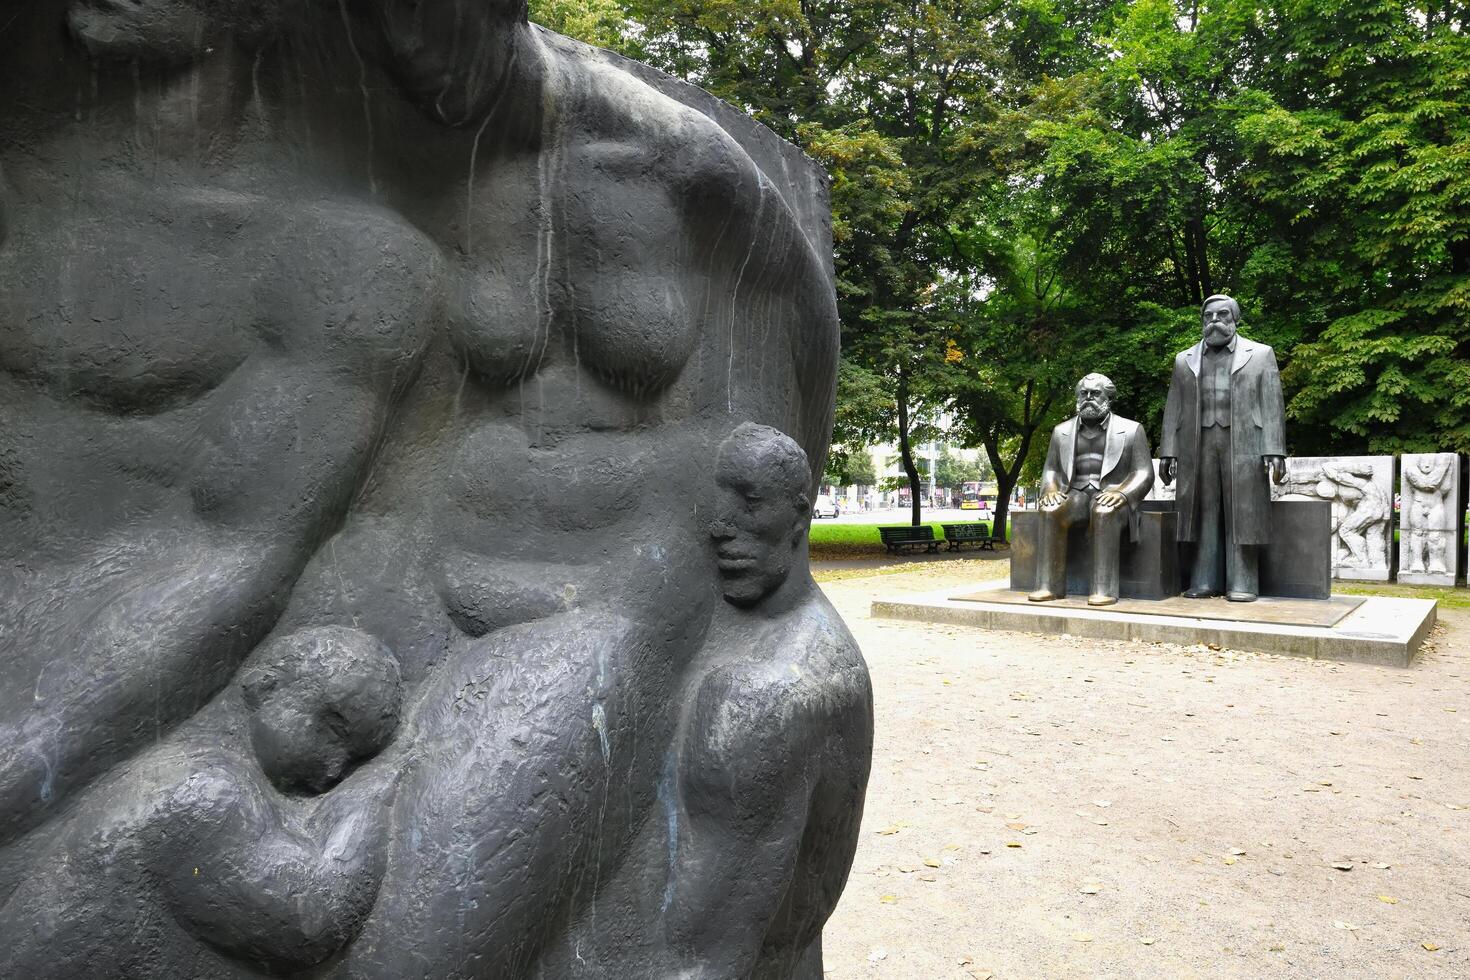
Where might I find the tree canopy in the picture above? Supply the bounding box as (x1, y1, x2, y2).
(530, 0, 1470, 522)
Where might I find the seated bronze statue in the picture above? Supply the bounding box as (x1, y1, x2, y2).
(1028, 374, 1155, 606)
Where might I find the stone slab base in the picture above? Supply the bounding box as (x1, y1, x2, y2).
(1335, 568, 1392, 582)
(872, 581, 1437, 667)
(1398, 571, 1456, 587)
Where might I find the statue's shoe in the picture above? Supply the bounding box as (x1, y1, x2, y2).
(1028, 589, 1062, 602)
(1226, 591, 1258, 603)
(1182, 588, 1218, 599)
(1087, 594, 1117, 607)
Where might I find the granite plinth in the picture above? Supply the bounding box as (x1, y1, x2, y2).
(1010, 503, 1179, 600)
(1012, 499, 1332, 600)
(873, 581, 1435, 667)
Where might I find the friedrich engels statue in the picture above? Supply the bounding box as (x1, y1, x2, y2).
(1160, 294, 1288, 602)
(0, 3, 872, 978)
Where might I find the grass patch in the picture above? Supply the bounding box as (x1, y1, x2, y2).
(807, 519, 1007, 560)
(1335, 581, 1470, 610)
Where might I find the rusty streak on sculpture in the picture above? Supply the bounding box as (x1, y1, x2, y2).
(0, 2, 871, 977)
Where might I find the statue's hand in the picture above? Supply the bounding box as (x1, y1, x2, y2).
(1094, 490, 1128, 511)
(1264, 455, 1286, 485)
(1160, 458, 1177, 486)
(1039, 491, 1068, 510)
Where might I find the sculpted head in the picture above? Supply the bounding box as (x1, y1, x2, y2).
(1075, 373, 1115, 425)
(709, 423, 811, 608)
(372, 0, 530, 127)
(67, 0, 286, 62)
(1201, 294, 1241, 349)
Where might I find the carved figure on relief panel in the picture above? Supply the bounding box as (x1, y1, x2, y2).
(1404, 455, 1455, 575)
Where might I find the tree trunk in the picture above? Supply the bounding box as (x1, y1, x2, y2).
(992, 471, 1013, 542)
(896, 370, 923, 526)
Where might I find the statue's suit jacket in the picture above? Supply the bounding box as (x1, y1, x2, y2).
(1040, 413, 1155, 540)
(1159, 336, 1287, 546)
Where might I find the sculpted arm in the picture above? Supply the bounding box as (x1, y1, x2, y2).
(1117, 426, 1156, 507)
(0, 358, 411, 846)
(1039, 431, 1069, 509)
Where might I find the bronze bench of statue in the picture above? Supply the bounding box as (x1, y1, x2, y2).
(0, 3, 872, 979)
(879, 525, 943, 554)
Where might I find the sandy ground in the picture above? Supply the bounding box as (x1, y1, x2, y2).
(818, 559, 1470, 979)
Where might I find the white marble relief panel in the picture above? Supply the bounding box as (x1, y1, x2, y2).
(1273, 456, 1394, 581)
(1399, 453, 1460, 586)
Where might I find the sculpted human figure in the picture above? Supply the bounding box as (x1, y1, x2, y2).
(1028, 374, 1154, 606)
(1160, 295, 1287, 602)
(666, 423, 872, 978)
(0, 2, 854, 977)
(1318, 460, 1391, 569)
(1404, 455, 1454, 575)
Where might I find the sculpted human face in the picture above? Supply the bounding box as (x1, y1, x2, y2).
(708, 458, 804, 608)
(68, 0, 282, 62)
(1076, 378, 1112, 425)
(1202, 299, 1239, 349)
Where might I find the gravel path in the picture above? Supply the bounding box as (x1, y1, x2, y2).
(818, 560, 1470, 979)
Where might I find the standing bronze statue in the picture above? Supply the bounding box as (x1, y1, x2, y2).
(1028, 374, 1155, 606)
(1160, 295, 1287, 602)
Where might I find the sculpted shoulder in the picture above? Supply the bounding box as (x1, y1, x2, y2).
(537, 31, 766, 212)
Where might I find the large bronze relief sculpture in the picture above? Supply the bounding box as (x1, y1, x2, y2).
(0, 3, 871, 977)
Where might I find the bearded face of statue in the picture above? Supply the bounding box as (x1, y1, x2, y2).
(67, 0, 285, 63)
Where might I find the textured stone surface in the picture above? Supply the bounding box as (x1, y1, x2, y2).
(1274, 457, 1395, 581)
(1399, 453, 1461, 586)
(0, 4, 870, 977)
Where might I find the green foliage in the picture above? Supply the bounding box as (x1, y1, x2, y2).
(533, 0, 1470, 459)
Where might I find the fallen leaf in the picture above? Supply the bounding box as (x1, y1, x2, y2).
(1332, 921, 1358, 931)
(918, 873, 937, 882)
(868, 947, 889, 962)
(1409, 774, 1424, 780)
(1331, 862, 1354, 872)
(1094, 800, 1112, 808)
(875, 823, 906, 836)
(1223, 856, 1237, 866)
(1006, 821, 1028, 831)
(1372, 862, 1391, 870)
(1378, 895, 1398, 904)
(1139, 937, 1157, 946)
(944, 843, 962, 851)
(923, 858, 941, 868)
(1080, 882, 1102, 894)
(1093, 818, 1109, 826)
(1423, 942, 1441, 951)
(1229, 848, 1247, 856)
(1073, 933, 1094, 943)
(1021, 827, 1039, 835)
(1005, 841, 1023, 848)
(879, 895, 897, 904)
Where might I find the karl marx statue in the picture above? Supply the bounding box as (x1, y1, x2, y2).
(1028, 373, 1155, 606)
(0, 2, 867, 978)
(1160, 295, 1287, 602)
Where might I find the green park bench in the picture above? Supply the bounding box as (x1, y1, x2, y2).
(878, 525, 942, 555)
(940, 523, 1004, 552)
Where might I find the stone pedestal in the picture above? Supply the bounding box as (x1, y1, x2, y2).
(1010, 504, 1180, 600)
(1398, 453, 1460, 586)
(1013, 500, 1332, 601)
(1258, 499, 1333, 600)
